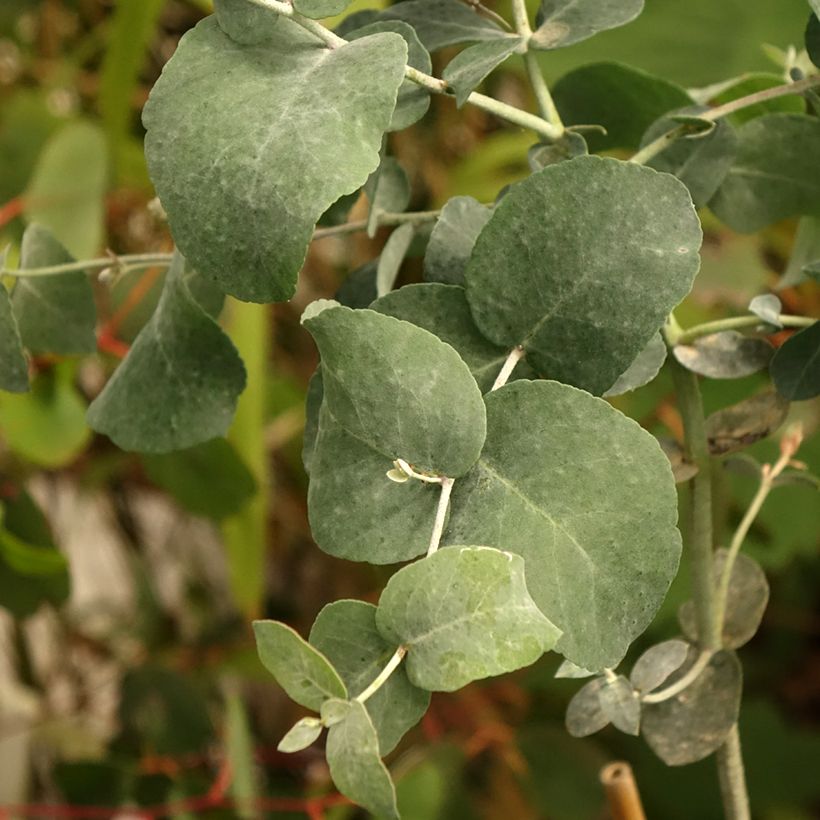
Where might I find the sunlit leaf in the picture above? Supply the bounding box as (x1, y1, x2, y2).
(375, 546, 560, 691)
(277, 717, 323, 753)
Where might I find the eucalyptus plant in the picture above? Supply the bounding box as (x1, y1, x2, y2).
(2, 0, 820, 817)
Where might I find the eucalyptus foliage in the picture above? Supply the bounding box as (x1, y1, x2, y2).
(2, 0, 820, 816)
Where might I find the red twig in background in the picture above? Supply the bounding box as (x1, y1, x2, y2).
(0, 197, 25, 229)
(96, 264, 164, 359)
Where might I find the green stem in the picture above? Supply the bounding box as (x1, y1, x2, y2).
(355, 646, 407, 704)
(632, 74, 820, 166)
(672, 314, 815, 345)
(2, 253, 174, 279)
(248, 0, 563, 142)
(717, 728, 751, 820)
(668, 351, 751, 819)
(312, 208, 444, 240)
(509, 0, 564, 131)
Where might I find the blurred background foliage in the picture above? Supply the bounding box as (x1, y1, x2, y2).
(0, 0, 818, 818)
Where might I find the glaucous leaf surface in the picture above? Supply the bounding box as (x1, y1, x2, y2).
(376, 224, 414, 296)
(705, 390, 789, 456)
(380, 0, 508, 51)
(445, 381, 682, 671)
(465, 156, 701, 396)
(552, 63, 691, 152)
(770, 321, 820, 400)
(640, 111, 738, 207)
(599, 675, 640, 735)
(303, 305, 486, 476)
(337, 261, 379, 308)
(555, 659, 595, 679)
(365, 156, 411, 237)
(630, 639, 689, 694)
(214, 0, 276, 43)
(13, 224, 96, 356)
(527, 132, 588, 169)
(372, 283, 534, 392)
(531, 0, 643, 50)
(565, 677, 608, 737)
(277, 717, 323, 753)
(302, 368, 324, 473)
(252, 620, 347, 710)
(376, 546, 560, 691)
(424, 196, 491, 286)
(0, 284, 28, 393)
(673, 331, 773, 379)
(642, 649, 742, 766)
(87, 252, 246, 453)
(442, 37, 522, 107)
(604, 333, 667, 397)
(748, 293, 782, 327)
(310, 600, 430, 754)
(142, 15, 406, 301)
(141, 438, 257, 519)
(347, 21, 431, 131)
(293, 0, 349, 20)
(679, 550, 769, 650)
(308, 402, 440, 562)
(709, 114, 820, 233)
(326, 700, 398, 819)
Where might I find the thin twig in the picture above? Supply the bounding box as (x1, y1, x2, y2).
(246, 0, 563, 141)
(2, 253, 174, 279)
(491, 346, 525, 391)
(641, 650, 713, 704)
(355, 646, 408, 703)
(670, 314, 815, 346)
(427, 477, 455, 556)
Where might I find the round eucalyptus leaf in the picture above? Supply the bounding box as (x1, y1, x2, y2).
(599, 675, 641, 736)
(303, 305, 486, 477)
(375, 546, 561, 692)
(143, 17, 407, 301)
(442, 37, 522, 107)
(679, 550, 769, 650)
(310, 600, 430, 754)
(372, 283, 535, 392)
(0, 280, 28, 394)
(364, 156, 411, 237)
(673, 331, 773, 379)
(604, 333, 667, 397)
(445, 380, 682, 672)
(642, 648, 742, 766)
(424, 196, 492, 287)
(565, 677, 609, 737)
(748, 293, 783, 327)
(705, 390, 789, 456)
(555, 659, 595, 679)
(465, 156, 701, 396)
(630, 639, 689, 694)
